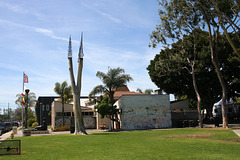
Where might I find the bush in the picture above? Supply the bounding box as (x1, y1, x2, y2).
(32, 122, 38, 127)
(53, 125, 70, 132)
(28, 117, 37, 127)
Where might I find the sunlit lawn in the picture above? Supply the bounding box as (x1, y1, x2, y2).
(3, 128, 240, 160)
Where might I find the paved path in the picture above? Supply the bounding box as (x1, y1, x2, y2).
(0, 130, 14, 140)
(1, 126, 240, 140)
(233, 130, 240, 137)
(0, 128, 108, 140)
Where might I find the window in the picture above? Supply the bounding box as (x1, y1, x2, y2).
(64, 112, 71, 116)
(56, 112, 71, 116)
(46, 105, 50, 111)
(42, 105, 45, 111)
(228, 108, 232, 112)
(56, 112, 62, 116)
(82, 112, 93, 116)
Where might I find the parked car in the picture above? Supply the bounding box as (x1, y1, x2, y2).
(12, 121, 20, 127)
(0, 122, 12, 134)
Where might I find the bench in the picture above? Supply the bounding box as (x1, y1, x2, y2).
(100, 123, 107, 130)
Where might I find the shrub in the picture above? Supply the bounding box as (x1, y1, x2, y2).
(53, 125, 70, 132)
(28, 117, 37, 127)
(32, 122, 38, 127)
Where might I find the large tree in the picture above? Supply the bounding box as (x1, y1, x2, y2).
(68, 34, 87, 135)
(54, 81, 72, 126)
(89, 67, 133, 130)
(150, 0, 240, 128)
(207, 0, 240, 57)
(148, 29, 240, 120)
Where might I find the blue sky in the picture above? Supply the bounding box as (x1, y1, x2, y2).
(0, 0, 170, 111)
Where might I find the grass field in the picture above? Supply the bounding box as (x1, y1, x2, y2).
(2, 128, 240, 160)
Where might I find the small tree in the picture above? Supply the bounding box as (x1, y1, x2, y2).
(15, 91, 36, 128)
(95, 96, 116, 119)
(54, 81, 72, 126)
(89, 67, 133, 130)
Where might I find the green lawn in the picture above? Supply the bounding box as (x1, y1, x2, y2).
(3, 128, 240, 160)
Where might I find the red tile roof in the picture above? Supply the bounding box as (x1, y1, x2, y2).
(114, 91, 146, 100)
(113, 86, 146, 100)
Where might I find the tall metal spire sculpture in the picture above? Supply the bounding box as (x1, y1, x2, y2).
(68, 33, 87, 135)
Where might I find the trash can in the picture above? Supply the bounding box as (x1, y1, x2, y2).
(13, 127, 18, 134)
(70, 125, 75, 134)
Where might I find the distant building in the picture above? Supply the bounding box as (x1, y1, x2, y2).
(51, 101, 96, 129)
(170, 99, 198, 127)
(37, 96, 58, 126)
(36, 96, 89, 126)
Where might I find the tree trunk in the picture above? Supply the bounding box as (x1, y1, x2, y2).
(191, 31, 203, 128)
(75, 58, 87, 135)
(214, 2, 240, 57)
(68, 57, 87, 135)
(206, 21, 228, 128)
(192, 69, 203, 128)
(109, 91, 116, 130)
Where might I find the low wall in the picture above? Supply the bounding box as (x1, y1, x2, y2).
(55, 116, 96, 129)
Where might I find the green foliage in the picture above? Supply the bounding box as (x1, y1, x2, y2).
(89, 67, 133, 104)
(136, 88, 153, 94)
(54, 81, 72, 126)
(32, 122, 38, 127)
(54, 81, 72, 103)
(147, 29, 240, 111)
(15, 92, 36, 107)
(95, 97, 116, 119)
(28, 117, 37, 127)
(144, 89, 153, 95)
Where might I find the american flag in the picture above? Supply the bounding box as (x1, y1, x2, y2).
(24, 73, 28, 83)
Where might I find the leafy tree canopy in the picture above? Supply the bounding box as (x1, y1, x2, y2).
(95, 96, 116, 119)
(147, 29, 240, 111)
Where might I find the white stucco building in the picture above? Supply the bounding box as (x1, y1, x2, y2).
(114, 94, 172, 130)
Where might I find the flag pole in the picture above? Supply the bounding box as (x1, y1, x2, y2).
(22, 72, 24, 132)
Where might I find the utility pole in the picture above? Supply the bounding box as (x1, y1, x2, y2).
(8, 103, 10, 122)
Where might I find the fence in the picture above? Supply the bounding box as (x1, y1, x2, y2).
(0, 140, 21, 155)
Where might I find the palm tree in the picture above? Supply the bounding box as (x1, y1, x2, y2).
(136, 88, 143, 93)
(144, 89, 153, 95)
(16, 91, 36, 128)
(89, 67, 133, 129)
(54, 81, 72, 126)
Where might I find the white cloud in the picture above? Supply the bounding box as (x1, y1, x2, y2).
(81, 2, 122, 24)
(35, 28, 53, 35)
(0, 1, 42, 18)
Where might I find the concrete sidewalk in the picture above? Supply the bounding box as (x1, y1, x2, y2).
(1, 127, 240, 140)
(233, 130, 240, 137)
(0, 130, 14, 140)
(0, 128, 107, 140)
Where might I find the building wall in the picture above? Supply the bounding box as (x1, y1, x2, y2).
(51, 101, 96, 129)
(83, 115, 96, 129)
(55, 115, 96, 129)
(115, 95, 172, 130)
(170, 99, 189, 111)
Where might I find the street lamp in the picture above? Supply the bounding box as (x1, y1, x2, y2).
(25, 89, 30, 129)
